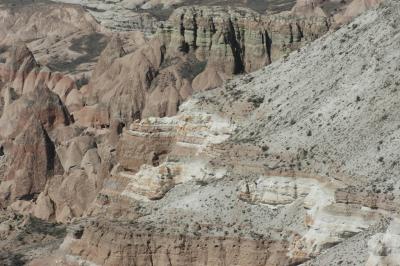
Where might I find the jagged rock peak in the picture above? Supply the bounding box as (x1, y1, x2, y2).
(92, 35, 126, 79)
(0, 84, 71, 139)
(6, 41, 38, 71)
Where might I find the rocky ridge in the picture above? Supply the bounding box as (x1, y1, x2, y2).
(158, 5, 330, 91)
(70, 1, 334, 125)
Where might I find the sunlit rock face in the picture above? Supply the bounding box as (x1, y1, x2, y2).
(158, 5, 330, 90)
(41, 219, 291, 266)
(0, 41, 86, 124)
(239, 176, 333, 206)
(94, 104, 234, 215)
(238, 174, 384, 261)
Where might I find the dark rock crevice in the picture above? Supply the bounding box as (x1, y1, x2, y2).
(225, 18, 245, 74)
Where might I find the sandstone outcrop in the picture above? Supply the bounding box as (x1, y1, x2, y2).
(113, 111, 232, 200)
(335, 186, 398, 212)
(0, 85, 69, 203)
(2, 117, 62, 201)
(84, 36, 196, 124)
(79, 108, 233, 223)
(158, 5, 331, 90)
(238, 175, 384, 259)
(0, 84, 71, 139)
(31, 0, 338, 129)
(50, 220, 291, 266)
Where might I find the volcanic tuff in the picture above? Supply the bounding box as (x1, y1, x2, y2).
(0, 0, 392, 265)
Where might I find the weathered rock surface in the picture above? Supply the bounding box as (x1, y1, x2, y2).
(0, 41, 90, 119)
(186, 1, 400, 263)
(159, 5, 331, 90)
(0, 0, 106, 74)
(0, 211, 66, 265)
(0, 84, 71, 139)
(45, 220, 291, 266)
(0, 0, 392, 265)
(2, 118, 62, 201)
(0, 84, 69, 203)
(113, 111, 232, 201)
(84, 36, 196, 124)
(51, 0, 161, 32)
(44, 1, 398, 264)
(77, 2, 334, 124)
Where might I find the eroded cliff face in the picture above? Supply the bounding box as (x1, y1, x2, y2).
(238, 175, 386, 260)
(45, 220, 291, 266)
(69, 3, 333, 125)
(158, 5, 331, 90)
(83, 36, 195, 125)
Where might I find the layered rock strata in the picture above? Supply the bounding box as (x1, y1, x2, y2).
(238, 175, 385, 259)
(48, 220, 291, 266)
(158, 5, 331, 90)
(0, 0, 392, 265)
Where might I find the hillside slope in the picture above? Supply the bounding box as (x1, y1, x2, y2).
(213, 0, 400, 191)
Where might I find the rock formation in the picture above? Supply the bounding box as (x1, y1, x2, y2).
(0, 0, 107, 75)
(0, 0, 392, 265)
(50, 220, 291, 266)
(73, 2, 333, 125)
(49, 1, 400, 264)
(0, 84, 69, 204)
(0, 1, 99, 42)
(159, 5, 331, 90)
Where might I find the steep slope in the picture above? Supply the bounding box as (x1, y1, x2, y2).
(219, 0, 397, 191)
(191, 0, 399, 262)
(78, 4, 331, 125)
